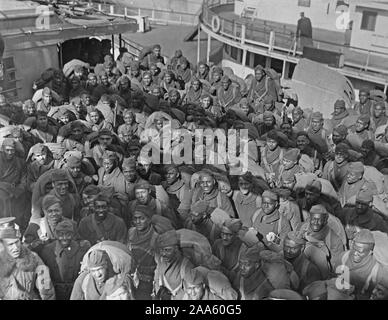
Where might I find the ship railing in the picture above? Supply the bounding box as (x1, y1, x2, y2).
(89, 2, 199, 26)
(201, 0, 388, 76)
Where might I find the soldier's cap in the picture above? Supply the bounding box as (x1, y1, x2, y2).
(305, 180, 322, 193)
(268, 289, 304, 300)
(74, 65, 84, 73)
(183, 269, 206, 287)
(2, 138, 16, 149)
(102, 151, 118, 162)
(134, 181, 152, 191)
(66, 156, 82, 167)
(309, 204, 329, 217)
(356, 189, 373, 204)
(281, 170, 296, 183)
(333, 124, 348, 136)
(361, 139, 374, 150)
(51, 170, 69, 183)
(0, 217, 16, 229)
(239, 171, 254, 184)
(292, 107, 303, 115)
(42, 87, 51, 95)
(122, 158, 137, 170)
(296, 131, 309, 139)
(272, 188, 292, 199)
(262, 190, 279, 201)
(164, 163, 179, 173)
(286, 230, 306, 245)
(240, 245, 261, 263)
(133, 205, 153, 220)
(222, 219, 243, 234)
(359, 87, 370, 95)
(311, 112, 323, 121)
(0, 227, 19, 240)
(88, 73, 97, 79)
(266, 129, 279, 142)
(263, 111, 274, 120)
(190, 200, 209, 215)
(55, 220, 74, 234)
(42, 194, 62, 211)
(353, 229, 375, 245)
(83, 184, 100, 196)
(335, 143, 350, 156)
(357, 114, 370, 124)
(156, 230, 180, 248)
(153, 44, 161, 50)
(221, 75, 230, 83)
(254, 65, 265, 72)
(375, 101, 386, 109)
(347, 161, 364, 174)
(283, 148, 300, 162)
(98, 129, 113, 137)
(212, 66, 223, 75)
(93, 193, 110, 204)
(87, 249, 110, 268)
(334, 99, 346, 109)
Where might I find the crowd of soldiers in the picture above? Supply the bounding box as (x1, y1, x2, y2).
(1, 42, 388, 300)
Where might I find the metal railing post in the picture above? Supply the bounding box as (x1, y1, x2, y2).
(138, 8, 141, 16)
(269, 31, 275, 52)
(207, 33, 211, 63)
(197, 25, 201, 64)
(124, 7, 128, 18)
(98, 4, 102, 11)
(110, 5, 114, 15)
(365, 51, 370, 71)
(241, 24, 246, 45)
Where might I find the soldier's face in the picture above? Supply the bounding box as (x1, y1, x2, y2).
(238, 179, 251, 195)
(82, 95, 91, 106)
(143, 75, 152, 86)
(153, 47, 161, 57)
(240, 103, 249, 115)
(266, 138, 278, 151)
(164, 73, 172, 83)
(135, 188, 151, 205)
(170, 92, 179, 103)
(123, 167, 138, 183)
(72, 127, 83, 140)
(3, 146, 16, 160)
(346, 171, 363, 184)
(305, 190, 319, 205)
(68, 163, 81, 178)
(292, 111, 302, 123)
(27, 104, 36, 116)
(90, 265, 108, 284)
(36, 115, 48, 128)
(89, 76, 97, 86)
(359, 92, 369, 104)
(133, 212, 151, 232)
(355, 120, 367, 133)
(185, 283, 205, 300)
(94, 200, 108, 221)
(137, 162, 151, 176)
(190, 211, 205, 225)
(281, 124, 292, 136)
(311, 119, 322, 132)
(255, 69, 264, 81)
(101, 75, 109, 86)
(282, 158, 296, 170)
(370, 284, 388, 300)
(282, 179, 296, 191)
(332, 131, 344, 144)
(202, 97, 211, 109)
(222, 80, 230, 90)
(239, 258, 258, 278)
(3, 238, 22, 259)
(192, 80, 200, 91)
(334, 106, 345, 116)
(199, 64, 206, 75)
(262, 197, 278, 215)
(103, 159, 115, 173)
(82, 193, 98, 207)
(166, 168, 179, 186)
(297, 136, 309, 151)
(350, 242, 372, 264)
(309, 213, 327, 232)
(98, 135, 112, 147)
(45, 203, 63, 224)
(374, 105, 385, 118)
(283, 238, 304, 260)
(90, 112, 99, 124)
(160, 245, 177, 263)
(355, 200, 369, 215)
(334, 152, 346, 164)
(200, 175, 215, 194)
(43, 93, 52, 105)
(221, 229, 235, 247)
(53, 180, 69, 196)
(213, 72, 221, 82)
(57, 231, 73, 249)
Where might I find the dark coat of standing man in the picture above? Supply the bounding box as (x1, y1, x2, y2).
(296, 12, 313, 49)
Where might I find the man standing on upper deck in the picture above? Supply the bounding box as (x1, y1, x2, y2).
(296, 12, 313, 50)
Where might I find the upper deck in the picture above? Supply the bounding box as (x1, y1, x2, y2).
(199, 0, 388, 87)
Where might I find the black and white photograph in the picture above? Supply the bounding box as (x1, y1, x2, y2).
(1, 0, 388, 306)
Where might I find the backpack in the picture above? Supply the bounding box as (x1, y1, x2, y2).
(195, 266, 238, 300)
(176, 229, 221, 270)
